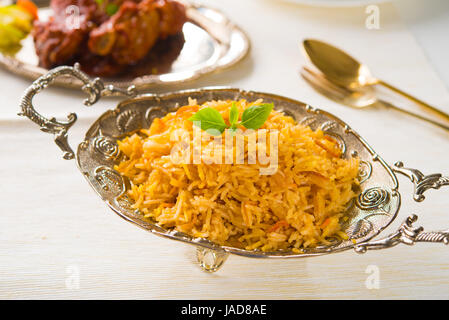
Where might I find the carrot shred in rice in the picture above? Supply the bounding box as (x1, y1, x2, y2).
(314, 138, 342, 158)
(321, 217, 331, 229)
(267, 220, 289, 233)
(114, 99, 359, 251)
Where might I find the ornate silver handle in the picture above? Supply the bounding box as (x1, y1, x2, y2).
(393, 161, 449, 202)
(355, 161, 449, 253)
(354, 214, 449, 253)
(18, 63, 137, 160)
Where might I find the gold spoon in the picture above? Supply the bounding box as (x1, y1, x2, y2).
(300, 66, 449, 132)
(302, 39, 449, 123)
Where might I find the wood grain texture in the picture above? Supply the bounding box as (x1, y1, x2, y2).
(1, 0, 449, 299)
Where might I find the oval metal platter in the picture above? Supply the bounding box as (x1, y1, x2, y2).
(19, 64, 449, 272)
(76, 87, 401, 258)
(0, 0, 250, 90)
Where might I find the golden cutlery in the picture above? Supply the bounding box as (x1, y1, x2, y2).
(302, 39, 449, 123)
(300, 66, 449, 132)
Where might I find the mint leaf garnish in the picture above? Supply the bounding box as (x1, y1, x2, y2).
(188, 107, 227, 136)
(229, 102, 239, 126)
(240, 103, 273, 130)
(188, 103, 273, 135)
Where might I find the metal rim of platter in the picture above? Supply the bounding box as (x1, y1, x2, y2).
(0, 0, 251, 90)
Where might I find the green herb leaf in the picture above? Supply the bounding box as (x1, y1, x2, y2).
(188, 107, 227, 136)
(229, 102, 239, 126)
(95, 0, 103, 5)
(240, 103, 273, 130)
(106, 3, 118, 16)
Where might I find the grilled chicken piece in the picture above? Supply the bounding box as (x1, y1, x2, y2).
(88, 0, 160, 65)
(154, 0, 187, 39)
(32, 0, 100, 68)
(32, 17, 89, 68)
(88, 0, 186, 65)
(33, 0, 187, 72)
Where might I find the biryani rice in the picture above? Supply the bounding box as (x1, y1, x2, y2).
(114, 99, 360, 251)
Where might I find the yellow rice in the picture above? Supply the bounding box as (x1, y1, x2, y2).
(114, 99, 360, 251)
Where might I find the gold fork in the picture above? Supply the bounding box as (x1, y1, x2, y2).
(300, 67, 449, 132)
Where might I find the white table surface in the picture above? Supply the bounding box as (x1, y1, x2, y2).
(394, 0, 449, 90)
(1, 0, 449, 299)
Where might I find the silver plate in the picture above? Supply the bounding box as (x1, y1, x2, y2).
(77, 88, 401, 255)
(0, 0, 250, 90)
(19, 65, 449, 272)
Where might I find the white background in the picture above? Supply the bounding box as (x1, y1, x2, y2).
(395, 0, 449, 89)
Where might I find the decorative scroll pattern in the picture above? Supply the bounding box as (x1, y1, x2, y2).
(320, 120, 338, 132)
(299, 116, 317, 127)
(145, 106, 166, 123)
(356, 187, 390, 210)
(350, 219, 373, 240)
(393, 161, 449, 202)
(347, 187, 394, 240)
(117, 110, 141, 133)
(358, 160, 372, 183)
(94, 166, 124, 195)
(93, 136, 120, 161)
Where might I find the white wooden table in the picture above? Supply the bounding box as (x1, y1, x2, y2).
(395, 0, 449, 89)
(1, 0, 449, 299)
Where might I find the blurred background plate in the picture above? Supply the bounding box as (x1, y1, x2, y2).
(279, 0, 389, 7)
(0, 0, 250, 90)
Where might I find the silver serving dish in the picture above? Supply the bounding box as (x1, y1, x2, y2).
(1, 0, 250, 90)
(19, 65, 449, 272)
